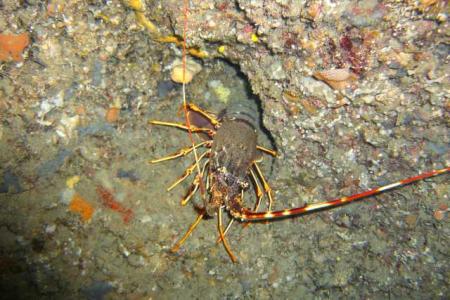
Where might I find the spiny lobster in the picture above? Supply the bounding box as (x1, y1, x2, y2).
(149, 100, 449, 263)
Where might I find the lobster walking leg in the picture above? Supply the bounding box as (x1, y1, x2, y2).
(171, 210, 206, 253)
(149, 140, 211, 163)
(218, 206, 237, 263)
(167, 150, 210, 191)
(180, 160, 209, 206)
(249, 169, 264, 211)
(256, 145, 277, 157)
(253, 161, 275, 211)
(149, 120, 215, 136)
(216, 218, 235, 243)
(186, 103, 220, 126)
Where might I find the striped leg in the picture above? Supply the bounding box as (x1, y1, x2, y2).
(215, 189, 243, 243)
(149, 140, 211, 163)
(187, 103, 220, 126)
(149, 120, 215, 137)
(167, 150, 210, 191)
(236, 167, 450, 221)
(218, 206, 237, 263)
(253, 161, 274, 211)
(249, 169, 264, 211)
(171, 210, 206, 253)
(250, 145, 276, 211)
(256, 145, 277, 157)
(180, 160, 209, 206)
(216, 218, 235, 243)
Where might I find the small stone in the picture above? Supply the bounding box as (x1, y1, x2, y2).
(105, 107, 120, 123)
(61, 188, 75, 205)
(44, 223, 57, 235)
(79, 145, 102, 162)
(127, 254, 145, 267)
(405, 214, 417, 227)
(55, 114, 80, 142)
(268, 60, 286, 80)
(433, 209, 446, 221)
(170, 58, 202, 84)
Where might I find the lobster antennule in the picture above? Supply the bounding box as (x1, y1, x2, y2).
(237, 167, 450, 221)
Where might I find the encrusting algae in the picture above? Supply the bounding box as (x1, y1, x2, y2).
(69, 193, 95, 222)
(0, 33, 30, 62)
(96, 186, 134, 224)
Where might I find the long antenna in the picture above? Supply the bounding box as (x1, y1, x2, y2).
(236, 167, 449, 221)
(181, 0, 205, 195)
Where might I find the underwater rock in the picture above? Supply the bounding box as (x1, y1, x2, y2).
(81, 281, 113, 300)
(37, 149, 72, 179)
(0, 169, 23, 194)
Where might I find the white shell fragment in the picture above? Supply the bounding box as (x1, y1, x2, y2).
(170, 58, 202, 84)
(313, 68, 358, 90)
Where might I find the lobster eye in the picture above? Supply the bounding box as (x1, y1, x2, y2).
(225, 175, 234, 185)
(238, 180, 249, 189)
